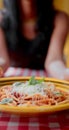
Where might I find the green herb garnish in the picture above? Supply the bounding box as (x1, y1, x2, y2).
(54, 92, 63, 96)
(0, 98, 13, 105)
(29, 76, 45, 85)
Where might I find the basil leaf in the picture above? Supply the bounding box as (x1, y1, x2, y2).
(0, 98, 13, 104)
(38, 78, 45, 83)
(29, 76, 45, 85)
(29, 76, 37, 85)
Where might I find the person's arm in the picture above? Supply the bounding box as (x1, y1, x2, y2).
(0, 0, 13, 72)
(0, 67, 3, 77)
(0, 13, 10, 72)
(44, 12, 69, 80)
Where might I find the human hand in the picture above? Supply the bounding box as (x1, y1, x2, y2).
(45, 60, 69, 81)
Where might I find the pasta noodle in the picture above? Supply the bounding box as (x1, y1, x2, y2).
(0, 77, 69, 106)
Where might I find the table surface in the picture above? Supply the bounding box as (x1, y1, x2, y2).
(0, 67, 69, 130)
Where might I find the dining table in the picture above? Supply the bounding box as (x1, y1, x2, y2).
(0, 67, 69, 130)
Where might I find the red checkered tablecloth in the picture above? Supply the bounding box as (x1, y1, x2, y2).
(0, 67, 69, 130)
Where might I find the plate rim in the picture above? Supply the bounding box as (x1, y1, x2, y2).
(0, 76, 69, 85)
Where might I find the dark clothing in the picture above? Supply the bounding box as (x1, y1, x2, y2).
(0, 0, 56, 69)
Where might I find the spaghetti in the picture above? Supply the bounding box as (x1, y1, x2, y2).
(0, 77, 69, 106)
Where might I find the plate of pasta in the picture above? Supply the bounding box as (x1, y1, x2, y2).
(0, 76, 69, 116)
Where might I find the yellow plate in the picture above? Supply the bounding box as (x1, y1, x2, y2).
(0, 77, 69, 116)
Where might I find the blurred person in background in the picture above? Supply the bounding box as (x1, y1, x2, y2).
(0, 0, 69, 80)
